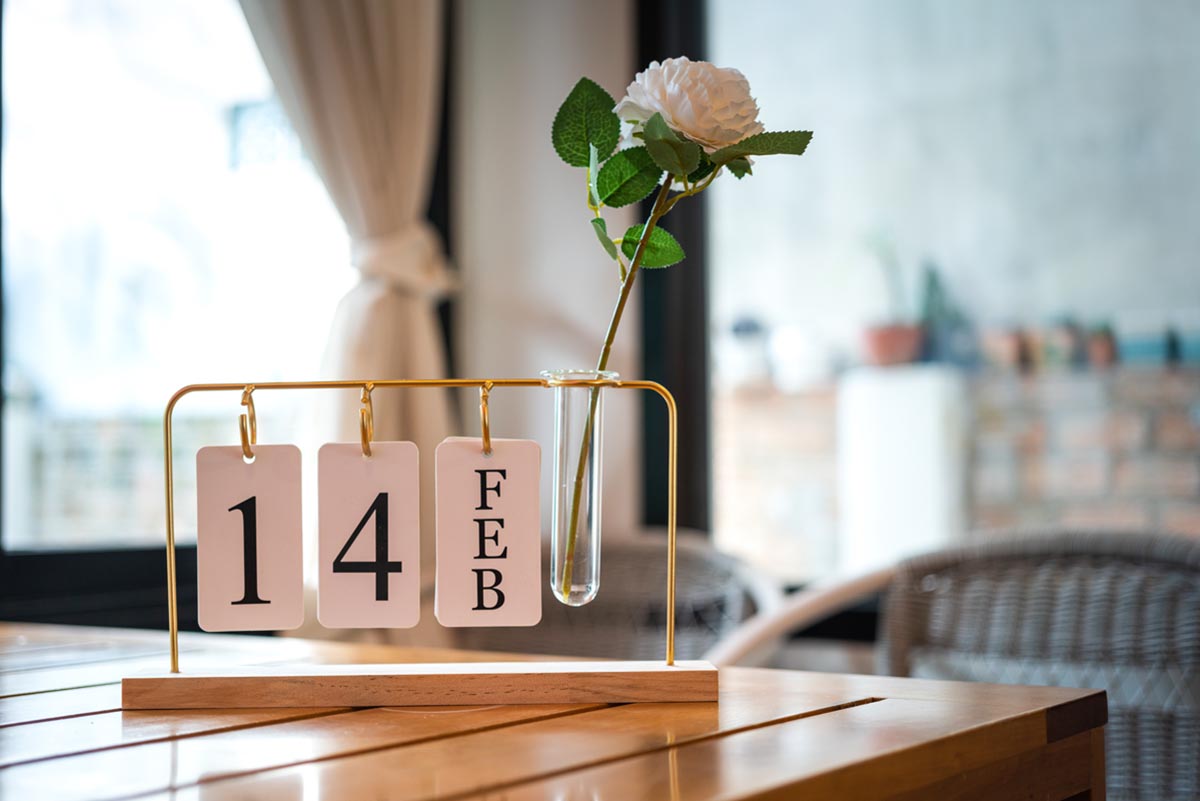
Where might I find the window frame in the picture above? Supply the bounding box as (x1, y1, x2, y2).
(0, 2, 457, 630)
(636, 0, 712, 534)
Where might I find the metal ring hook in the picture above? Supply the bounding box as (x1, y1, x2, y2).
(239, 386, 257, 460)
(360, 383, 375, 458)
(479, 382, 493, 456)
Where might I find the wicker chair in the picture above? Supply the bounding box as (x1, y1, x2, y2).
(709, 532, 1200, 801)
(455, 533, 782, 660)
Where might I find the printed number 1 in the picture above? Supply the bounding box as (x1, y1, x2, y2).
(333, 492, 403, 601)
(227, 496, 269, 606)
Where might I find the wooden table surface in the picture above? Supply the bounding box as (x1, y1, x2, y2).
(0, 623, 1107, 801)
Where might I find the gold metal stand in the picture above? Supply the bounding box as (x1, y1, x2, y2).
(124, 376, 717, 709)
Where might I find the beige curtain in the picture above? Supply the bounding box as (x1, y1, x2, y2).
(240, 0, 454, 644)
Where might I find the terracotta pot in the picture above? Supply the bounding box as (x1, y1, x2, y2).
(1087, 330, 1117, 368)
(862, 324, 923, 366)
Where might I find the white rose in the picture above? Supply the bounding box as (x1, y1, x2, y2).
(613, 56, 764, 154)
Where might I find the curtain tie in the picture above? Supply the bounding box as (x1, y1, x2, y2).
(351, 222, 458, 299)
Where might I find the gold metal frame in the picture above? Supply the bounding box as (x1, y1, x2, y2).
(162, 377, 678, 673)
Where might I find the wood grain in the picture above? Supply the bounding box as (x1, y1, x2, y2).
(1046, 691, 1109, 743)
(883, 730, 1093, 801)
(0, 704, 598, 801)
(0, 685, 122, 728)
(142, 674, 875, 801)
(0, 623, 1107, 801)
(0, 641, 160, 672)
(0, 651, 284, 698)
(151, 669, 1081, 801)
(0, 706, 347, 767)
(1091, 727, 1106, 801)
(451, 699, 1050, 801)
(122, 660, 718, 709)
(725, 668, 1107, 732)
(1, 632, 511, 700)
(1, 655, 186, 698)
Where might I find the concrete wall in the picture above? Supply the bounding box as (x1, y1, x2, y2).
(708, 0, 1200, 354)
(454, 0, 641, 537)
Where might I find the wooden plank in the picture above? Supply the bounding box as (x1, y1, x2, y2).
(153, 693, 1050, 801)
(1091, 727, 1106, 801)
(122, 660, 718, 709)
(0, 685, 122, 728)
(0, 641, 124, 667)
(0, 651, 286, 698)
(0, 622, 550, 667)
(138, 671, 932, 801)
(0, 648, 325, 722)
(1, 655, 185, 698)
(727, 668, 1107, 727)
(0, 642, 163, 673)
(0, 625, 194, 656)
(438, 699, 1051, 801)
(0, 704, 600, 801)
(884, 730, 1093, 801)
(1, 669, 858, 801)
(0, 622, 570, 713)
(0, 626, 328, 672)
(0, 644, 524, 728)
(0, 632, 420, 700)
(1046, 690, 1109, 743)
(0, 707, 348, 767)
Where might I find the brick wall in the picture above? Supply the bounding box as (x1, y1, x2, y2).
(714, 368, 1200, 582)
(972, 368, 1200, 534)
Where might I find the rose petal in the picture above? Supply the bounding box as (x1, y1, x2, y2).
(613, 56, 762, 154)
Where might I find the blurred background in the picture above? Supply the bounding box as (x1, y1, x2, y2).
(1, 0, 1198, 664)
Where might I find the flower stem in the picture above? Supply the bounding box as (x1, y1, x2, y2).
(559, 177, 674, 600)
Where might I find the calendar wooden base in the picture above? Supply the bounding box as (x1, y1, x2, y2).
(121, 660, 718, 709)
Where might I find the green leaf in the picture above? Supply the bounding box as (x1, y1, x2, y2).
(642, 113, 701, 177)
(726, 157, 753, 179)
(588, 144, 600, 207)
(590, 217, 619, 260)
(688, 154, 716, 184)
(596, 147, 663, 207)
(621, 224, 686, 268)
(709, 130, 813, 164)
(552, 77, 621, 167)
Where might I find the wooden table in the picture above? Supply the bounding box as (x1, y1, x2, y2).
(0, 623, 1106, 800)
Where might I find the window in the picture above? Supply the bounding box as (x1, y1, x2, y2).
(2, 0, 351, 550)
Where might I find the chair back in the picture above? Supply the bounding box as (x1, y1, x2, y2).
(456, 533, 781, 661)
(880, 532, 1200, 801)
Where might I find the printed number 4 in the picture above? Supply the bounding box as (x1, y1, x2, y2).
(333, 492, 403, 601)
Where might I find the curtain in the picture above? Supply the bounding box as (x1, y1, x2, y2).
(240, 0, 454, 644)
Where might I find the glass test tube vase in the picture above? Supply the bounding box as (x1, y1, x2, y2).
(542, 368, 616, 606)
